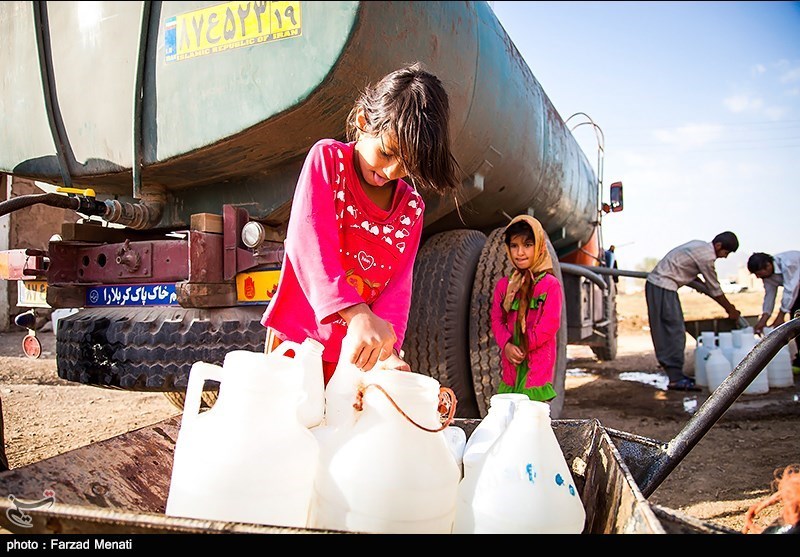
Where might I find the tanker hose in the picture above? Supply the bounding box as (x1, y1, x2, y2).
(0, 192, 80, 217)
(0, 189, 164, 230)
(101, 188, 165, 230)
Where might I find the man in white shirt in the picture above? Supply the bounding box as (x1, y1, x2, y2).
(646, 231, 742, 391)
(747, 250, 800, 373)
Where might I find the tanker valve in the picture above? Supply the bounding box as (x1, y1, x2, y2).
(56, 186, 108, 217)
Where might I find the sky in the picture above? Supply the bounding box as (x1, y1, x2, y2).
(490, 1, 800, 280)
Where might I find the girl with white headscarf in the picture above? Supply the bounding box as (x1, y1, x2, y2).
(490, 215, 563, 402)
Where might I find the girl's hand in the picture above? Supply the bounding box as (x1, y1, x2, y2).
(504, 342, 525, 365)
(339, 303, 398, 370)
(373, 352, 411, 372)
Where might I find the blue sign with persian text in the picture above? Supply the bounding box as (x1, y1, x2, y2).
(85, 284, 178, 307)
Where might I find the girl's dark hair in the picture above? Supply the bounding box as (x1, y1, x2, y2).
(747, 252, 774, 273)
(504, 220, 535, 246)
(346, 62, 462, 194)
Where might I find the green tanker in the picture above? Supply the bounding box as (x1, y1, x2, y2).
(0, 1, 623, 418)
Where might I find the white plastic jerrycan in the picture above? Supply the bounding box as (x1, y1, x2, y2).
(443, 424, 468, 476)
(735, 331, 769, 395)
(321, 331, 368, 429)
(718, 332, 735, 365)
(764, 327, 795, 389)
(470, 400, 586, 534)
(694, 332, 716, 387)
(705, 346, 733, 393)
(309, 369, 461, 534)
(166, 348, 319, 528)
(295, 337, 325, 428)
(453, 392, 528, 534)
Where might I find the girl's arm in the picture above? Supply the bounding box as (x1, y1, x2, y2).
(490, 278, 513, 351)
(527, 275, 563, 350)
(286, 141, 363, 323)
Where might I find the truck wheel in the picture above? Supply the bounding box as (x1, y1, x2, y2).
(405, 229, 486, 418)
(591, 278, 618, 361)
(468, 227, 568, 419)
(56, 306, 266, 391)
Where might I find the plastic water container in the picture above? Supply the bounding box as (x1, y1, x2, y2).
(321, 332, 367, 429)
(705, 347, 732, 393)
(296, 338, 325, 429)
(166, 347, 319, 528)
(731, 328, 744, 349)
(461, 393, 529, 472)
(733, 332, 769, 395)
(717, 332, 735, 365)
(764, 327, 794, 389)
(469, 400, 586, 533)
(309, 369, 460, 534)
(453, 393, 528, 534)
(443, 425, 468, 476)
(694, 334, 714, 387)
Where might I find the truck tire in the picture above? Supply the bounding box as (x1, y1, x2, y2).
(468, 227, 568, 419)
(591, 277, 618, 361)
(405, 229, 486, 418)
(56, 306, 266, 391)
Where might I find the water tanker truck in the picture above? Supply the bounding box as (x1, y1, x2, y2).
(0, 1, 624, 419)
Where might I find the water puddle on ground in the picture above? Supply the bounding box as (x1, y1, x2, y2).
(617, 371, 699, 414)
(566, 368, 594, 378)
(618, 371, 669, 391)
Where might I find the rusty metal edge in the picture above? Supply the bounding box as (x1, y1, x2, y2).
(0, 500, 350, 535)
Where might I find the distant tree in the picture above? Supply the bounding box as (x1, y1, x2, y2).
(636, 257, 659, 273)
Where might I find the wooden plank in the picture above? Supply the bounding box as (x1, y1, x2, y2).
(190, 213, 223, 234)
(60, 222, 130, 243)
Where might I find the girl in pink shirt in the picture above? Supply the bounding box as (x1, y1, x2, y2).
(261, 63, 460, 385)
(490, 215, 563, 402)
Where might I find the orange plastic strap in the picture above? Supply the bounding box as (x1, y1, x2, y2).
(354, 384, 458, 433)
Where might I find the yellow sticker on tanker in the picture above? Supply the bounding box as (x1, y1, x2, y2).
(165, 1, 302, 62)
(236, 270, 281, 304)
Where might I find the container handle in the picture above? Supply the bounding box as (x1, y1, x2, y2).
(265, 340, 307, 404)
(183, 361, 223, 422)
(269, 339, 302, 359)
(354, 384, 458, 432)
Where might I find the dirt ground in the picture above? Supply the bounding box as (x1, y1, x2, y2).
(0, 288, 797, 534)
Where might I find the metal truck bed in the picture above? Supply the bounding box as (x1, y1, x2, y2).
(0, 415, 679, 534)
(1, 319, 797, 534)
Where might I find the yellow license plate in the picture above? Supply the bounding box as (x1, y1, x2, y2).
(165, 1, 302, 63)
(17, 280, 49, 308)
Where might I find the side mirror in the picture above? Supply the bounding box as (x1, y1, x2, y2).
(609, 181, 623, 212)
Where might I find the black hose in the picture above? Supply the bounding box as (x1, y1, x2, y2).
(0, 193, 79, 217)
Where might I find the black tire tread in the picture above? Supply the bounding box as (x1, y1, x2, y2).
(405, 229, 486, 418)
(56, 307, 266, 391)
